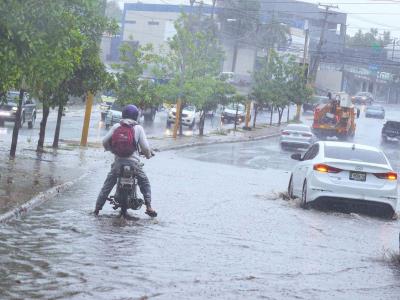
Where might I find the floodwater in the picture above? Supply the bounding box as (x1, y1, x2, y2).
(1, 148, 400, 299)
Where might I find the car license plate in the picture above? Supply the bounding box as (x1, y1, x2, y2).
(120, 177, 134, 185)
(349, 171, 366, 182)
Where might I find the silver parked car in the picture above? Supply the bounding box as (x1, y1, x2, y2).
(365, 105, 385, 119)
(105, 103, 123, 129)
(280, 124, 315, 149)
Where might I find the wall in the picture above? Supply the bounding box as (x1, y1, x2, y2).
(315, 68, 343, 93)
(123, 11, 179, 54)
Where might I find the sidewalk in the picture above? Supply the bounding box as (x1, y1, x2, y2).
(0, 124, 282, 220)
(61, 124, 283, 151)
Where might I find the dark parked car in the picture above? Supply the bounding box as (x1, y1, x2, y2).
(352, 92, 373, 105)
(382, 120, 400, 143)
(365, 105, 385, 119)
(0, 91, 37, 128)
(221, 103, 247, 124)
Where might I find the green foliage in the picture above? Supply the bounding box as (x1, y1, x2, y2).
(347, 28, 391, 49)
(113, 43, 161, 108)
(257, 17, 290, 51)
(106, 0, 123, 22)
(0, 0, 116, 106)
(155, 13, 228, 106)
(252, 50, 313, 122)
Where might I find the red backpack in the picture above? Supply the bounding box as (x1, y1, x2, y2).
(111, 123, 136, 157)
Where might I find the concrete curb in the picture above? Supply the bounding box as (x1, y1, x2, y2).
(158, 132, 281, 151)
(0, 173, 88, 223)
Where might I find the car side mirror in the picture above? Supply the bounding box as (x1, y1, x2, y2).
(291, 153, 302, 161)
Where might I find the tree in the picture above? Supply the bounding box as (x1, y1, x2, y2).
(113, 43, 160, 109)
(155, 12, 230, 136)
(347, 28, 391, 49)
(253, 50, 303, 125)
(106, 0, 123, 21)
(257, 17, 290, 61)
(0, 1, 78, 156)
(284, 58, 313, 122)
(219, 0, 260, 72)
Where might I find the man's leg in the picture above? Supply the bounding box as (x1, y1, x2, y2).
(94, 164, 118, 214)
(133, 162, 156, 216)
(134, 163, 152, 206)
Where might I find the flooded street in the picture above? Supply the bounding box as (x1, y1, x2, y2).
(1, 144, 400, 299)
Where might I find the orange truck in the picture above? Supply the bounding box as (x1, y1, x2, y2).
(312, 92, 357, 140)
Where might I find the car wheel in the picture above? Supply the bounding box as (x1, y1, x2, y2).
(189, 120, 195, 130)
(288, 175, 294, 199)
(20, 114, 24, 128)
(28, 114, 35, 129)
(300, 180, 309, 209)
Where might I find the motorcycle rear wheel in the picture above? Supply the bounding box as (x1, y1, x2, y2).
(118, 190, 129, 218)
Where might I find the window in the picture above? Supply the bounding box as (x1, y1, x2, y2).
(324, 146, 387, 165)
(303, 144, 319, 161)
(148, 21, 159, 26)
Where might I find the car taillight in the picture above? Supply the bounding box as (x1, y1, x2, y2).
(313, 163, 342, 173)
(302, 133, 312, 137)
(281, 131, 290, 135)
(374, 172, 397, 181)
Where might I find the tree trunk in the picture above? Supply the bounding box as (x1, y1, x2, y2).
(9, 89, 24, 158)
(179, 103, 184, 136)
(287, 105, 290, 123)
(252, 104, 258, 128)
(269, 105, 273, 125)
(52, 104, 64, 148)
(234, 103, 239, 131)
(231, 41, 238, 73)
(199, 110, 206, 136)
(295, 103, 302, 122)
(211, 0, 216, 20)
(37, 104, 50, 152)
(278, 107, 284, 125)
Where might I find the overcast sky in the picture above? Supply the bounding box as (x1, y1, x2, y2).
(115, 0, 400, 37)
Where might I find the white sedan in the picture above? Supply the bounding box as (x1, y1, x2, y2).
(167, 105, 199, 129)
(288, 141, 398, 218)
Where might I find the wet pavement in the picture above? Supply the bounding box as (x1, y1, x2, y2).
(1, 150, 400, 299)
(179, 104, 400, 174)
(0, 104, 400, 299)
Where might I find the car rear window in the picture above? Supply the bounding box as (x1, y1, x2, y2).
(324, 146, 387, 165)
(385, 121, 400, 129)
(287, 125, 310, 132)
(111, 103, 123, 111)
(368, 106, 383, 110)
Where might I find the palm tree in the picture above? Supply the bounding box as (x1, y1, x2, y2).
(256, 17, 290, 63)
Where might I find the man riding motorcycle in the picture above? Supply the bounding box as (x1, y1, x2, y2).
(94, 104, 157, 217)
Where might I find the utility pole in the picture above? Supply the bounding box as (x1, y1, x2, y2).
(392, 38, 396, 60)
(80, 0, 107, 147)
(302, 20, 309, 72)
(308, 3, 338, 84)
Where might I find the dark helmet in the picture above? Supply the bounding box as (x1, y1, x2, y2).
(122, 104, 139, 121)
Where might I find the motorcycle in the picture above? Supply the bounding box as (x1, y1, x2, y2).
(106, 163, 144, 217)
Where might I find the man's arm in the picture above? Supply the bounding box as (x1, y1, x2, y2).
(136, 125, 152, 158)
(102, 123, 119, 151)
